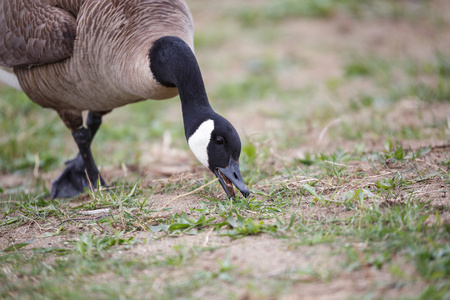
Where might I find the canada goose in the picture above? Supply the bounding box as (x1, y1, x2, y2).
(0, 0, 249, 199)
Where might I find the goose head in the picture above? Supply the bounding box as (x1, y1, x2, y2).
(187, 115, 249, 198)
(149, 36, 250, 198)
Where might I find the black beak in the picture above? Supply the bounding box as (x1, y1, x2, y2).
(214, 158, 250, 199)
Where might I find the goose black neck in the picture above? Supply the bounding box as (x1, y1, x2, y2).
(150, 36, 214, 137)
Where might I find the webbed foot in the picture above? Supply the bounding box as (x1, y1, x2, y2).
(50, 153, 105, 199)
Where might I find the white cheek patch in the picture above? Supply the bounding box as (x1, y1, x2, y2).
(188, 119, 214, 168)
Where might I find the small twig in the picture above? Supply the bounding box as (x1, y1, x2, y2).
(412, 188, 449, 196)
(124, 209, 146, 231)
(318, 118, 341, 144)
(57, 215, 106, 226)
(366, 171, 397, 179)
(85, 169, 94, 192)
(22, 215, 44, 231)
(323, 160, 347, 167)
(33, 153, 40, 178)
(203, 227, 214, 247)
(80, 208, 111, 215)
(149, 178, 218, 224)
(99, 185, 133, 192)
(244, 209, 259, 216)
(96, 220, 106, 231)
(415, 159, 448, 173)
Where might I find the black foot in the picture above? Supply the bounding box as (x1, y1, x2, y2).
(51, 154, 106, 199)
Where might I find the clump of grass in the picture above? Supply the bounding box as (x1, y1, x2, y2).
(363, 139, 431, 167)
(436, 53, 450, 78)
(149, 212, 217, 235)
(394, 80, 450, 102)
(74, 231, 137, 258)
(389, 53, 450, 103)
(218, 211, 295, 238)
(344, 60, 375, 78)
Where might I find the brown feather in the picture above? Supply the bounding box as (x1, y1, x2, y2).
(1, 0, 194, 129)
(0, 0, 77, 67)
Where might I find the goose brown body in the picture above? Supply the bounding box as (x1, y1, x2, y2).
(1, 0, 193, 119)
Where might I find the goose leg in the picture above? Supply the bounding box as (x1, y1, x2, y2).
(51, 111, 108, 199)
(63, 111, 104, 165)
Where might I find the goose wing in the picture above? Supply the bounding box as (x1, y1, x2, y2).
(0, 0, 77, 68)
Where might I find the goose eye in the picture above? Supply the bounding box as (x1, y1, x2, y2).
(215, 136, 225, 145)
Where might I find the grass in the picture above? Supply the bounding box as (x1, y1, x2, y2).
(1, 0, 450, 298)
(1, 144, 449, 298)
(2, 157, 449, 298)
(227, 0, 442, 26)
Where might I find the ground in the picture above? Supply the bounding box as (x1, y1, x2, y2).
(1, 0, 449, 299)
